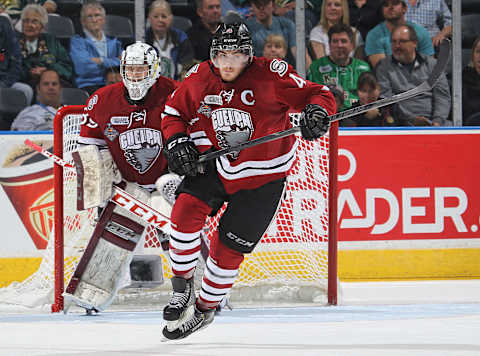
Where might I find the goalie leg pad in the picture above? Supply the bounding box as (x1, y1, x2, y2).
(73, 145, 121, 210)
(64, 201, 146, 312)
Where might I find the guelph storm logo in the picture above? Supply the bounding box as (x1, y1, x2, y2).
(211, 108, 253, 159)
(119, 128, 162, 173)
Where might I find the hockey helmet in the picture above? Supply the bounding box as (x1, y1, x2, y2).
(210, 22, 253, 68)
(120, 42, 160, 101)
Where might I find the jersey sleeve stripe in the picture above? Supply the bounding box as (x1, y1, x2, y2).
(162, 105, 181, 118)
(190, 130, 212, 147)
(215, 140, 298, 180)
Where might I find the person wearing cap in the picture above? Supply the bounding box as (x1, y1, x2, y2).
(364, 0, 433, 68)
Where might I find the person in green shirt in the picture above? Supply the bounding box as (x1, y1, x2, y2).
(307, 22, 370, 111)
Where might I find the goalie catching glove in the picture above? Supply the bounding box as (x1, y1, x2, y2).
(164, 134, 205, 176)
(300, 104, 330, 141)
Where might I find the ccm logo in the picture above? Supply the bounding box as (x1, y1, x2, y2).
(111, 192, 168, 228)
(167, 136, 189, 150)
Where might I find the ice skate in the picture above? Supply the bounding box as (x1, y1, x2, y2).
(163, 277, 195, 321)
(162, 305, 214, 340)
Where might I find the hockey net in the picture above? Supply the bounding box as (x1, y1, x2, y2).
(0, 105, 338, 312)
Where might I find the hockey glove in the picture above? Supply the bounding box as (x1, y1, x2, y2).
(164, 134, 205, 176)
(300, 104, 330, 141)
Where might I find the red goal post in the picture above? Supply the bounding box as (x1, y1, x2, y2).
(51, 105, 338, 312)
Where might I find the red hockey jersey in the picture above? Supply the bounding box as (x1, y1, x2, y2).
(79, 77, 177, 189)
(161, 57, 336, 194)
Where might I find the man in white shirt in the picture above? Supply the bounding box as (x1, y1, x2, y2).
(11, 69, 61, 131)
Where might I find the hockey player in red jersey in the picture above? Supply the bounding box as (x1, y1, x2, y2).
(160, 22, 336, 340)
(63, 42, 180, 313)
(78, 41, 176, 186)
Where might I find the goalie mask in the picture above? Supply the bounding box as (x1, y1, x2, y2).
(210, 22, 253, 69)
(120, 42, 160, 101)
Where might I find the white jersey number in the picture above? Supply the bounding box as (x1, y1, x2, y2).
(289, 73, 306, 88)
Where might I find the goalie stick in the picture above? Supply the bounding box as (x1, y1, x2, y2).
(198, 39, 451, 163)
(24, 139, 172, 233)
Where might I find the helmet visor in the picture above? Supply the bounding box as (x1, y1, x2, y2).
(211, 50, 250, 68)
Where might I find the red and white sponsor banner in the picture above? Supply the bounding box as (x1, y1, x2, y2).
(0, 134, 53, 253)
(1, 129, 480, 255)
(338, 129, 480, 242)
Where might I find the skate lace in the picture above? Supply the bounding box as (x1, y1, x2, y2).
(169, 291, 189, 307)
(180, 313, 203, 332)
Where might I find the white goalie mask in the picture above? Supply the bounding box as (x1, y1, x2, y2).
(120, 42, 160, 101)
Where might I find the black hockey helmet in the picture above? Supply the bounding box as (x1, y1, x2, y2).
(210, 22, 253, 67)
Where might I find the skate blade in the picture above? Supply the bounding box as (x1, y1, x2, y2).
(165, 305, 194, 332)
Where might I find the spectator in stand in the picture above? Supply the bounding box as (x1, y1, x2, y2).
(346, 71, 397, 126)
(462, 36, 480, 126)
(376, 24, 450, 126)
(70, 1, 122, 95)
(146, 0, 194, 80)
(308, 23, 371, 111)
(365, 0, 434, 68)
(0, 0, 22, 22)
(272, 0, 320, 37)
(0, 15, 33, 105)
(11, 69, 61, 131)
(348, 0, 382, 41)
(105, 66, 121, 85)
(405, 0, 451, 48)
(17, 4, 73, 89)
(14, 0, 58, 32)
(245, 0, 302, 66)
(309, 0, 363, 60)
(263, 33, 288, 60)
(187, 0, 222, 61)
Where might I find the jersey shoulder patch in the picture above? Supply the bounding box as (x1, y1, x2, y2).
(268, 58, 289, 77)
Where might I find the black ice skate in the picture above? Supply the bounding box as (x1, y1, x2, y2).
(163, 277, 195, 321)
(162, 305, 214, 340)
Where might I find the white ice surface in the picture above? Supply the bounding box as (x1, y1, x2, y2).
(0, 280, 479, 356)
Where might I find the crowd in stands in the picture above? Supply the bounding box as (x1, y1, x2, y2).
(0, 0, 478, 130)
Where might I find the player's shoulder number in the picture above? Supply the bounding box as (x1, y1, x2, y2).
(269, 59, 306, 88)
(184, 63, 200, 79)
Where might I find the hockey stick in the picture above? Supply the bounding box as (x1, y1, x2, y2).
(24, 139, 172, 232)
(198, 39, 451, 163)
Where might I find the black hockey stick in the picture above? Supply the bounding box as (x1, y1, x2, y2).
(198, 39, 451, 163)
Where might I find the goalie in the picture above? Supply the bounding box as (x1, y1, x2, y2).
(63, 42, 180, 313)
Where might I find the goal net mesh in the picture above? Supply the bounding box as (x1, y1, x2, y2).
(0, 107, 336, 311)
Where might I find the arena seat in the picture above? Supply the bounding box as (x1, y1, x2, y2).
(104, 15, 135, 47)
(46, 14, 76, 49)
(61, 88, 90, 106)
(0, 88, 28, 130)
(172, 15, 193, 32)
(461, 14, 480, 48)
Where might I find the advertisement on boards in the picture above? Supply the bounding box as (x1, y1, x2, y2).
(337, 129, 480, 243)
(0, 135, 54, 251)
